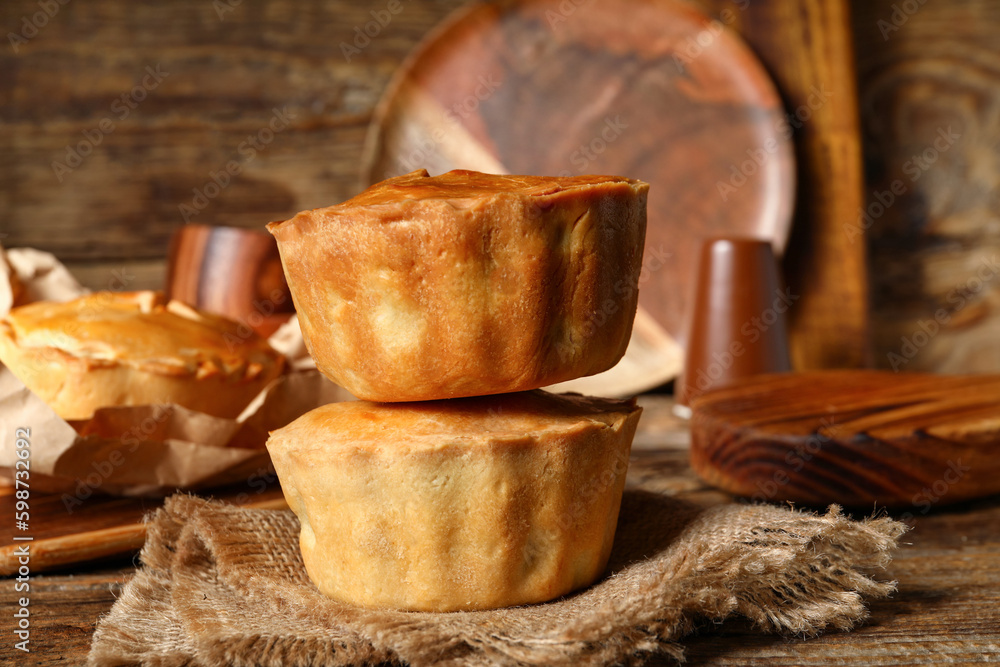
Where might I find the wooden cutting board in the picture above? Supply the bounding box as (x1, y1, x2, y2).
(690, 371, 1000, 508)
(0, 479, 287, 575)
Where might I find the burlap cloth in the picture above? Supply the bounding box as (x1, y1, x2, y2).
(89, 492, 906, 666)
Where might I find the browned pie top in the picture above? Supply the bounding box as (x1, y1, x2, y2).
(268, 169, 644, 227)
(274, 390, 640, 453)
(0, 290, 283, 379)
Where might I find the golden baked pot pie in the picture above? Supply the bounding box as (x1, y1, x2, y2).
(266, 390, 642, 612)
(0, 291, 285, 420)
(267, 169, 649, 402)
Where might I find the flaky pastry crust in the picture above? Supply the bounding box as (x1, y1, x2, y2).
(267, 169, 648, 402)
(0, 291, 285, 420)
(267, 390, 642, 611)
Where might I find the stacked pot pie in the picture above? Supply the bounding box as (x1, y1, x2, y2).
(266, 169, 649, 611)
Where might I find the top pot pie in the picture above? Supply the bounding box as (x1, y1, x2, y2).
(267, 169, 649, 402)
(0, 291, 285, 420)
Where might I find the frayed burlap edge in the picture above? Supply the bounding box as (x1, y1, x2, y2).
(89, 492, 906, 667)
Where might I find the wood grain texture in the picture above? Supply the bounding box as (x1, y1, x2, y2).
(3, 397, 999, 664)
(851, 0, 1000, 374)
(0, 0, 467, 264)
(0, 480, 287, 576)
(0, 568, 135, 667)
(694, 0, 871, 369)
(690, 371, 1000, 508)
(364, 0, 796, 349)
(4, 0, 866, 376)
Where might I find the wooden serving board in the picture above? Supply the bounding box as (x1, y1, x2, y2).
(0, 479, 288, 575)
(690, 371, 1000, 508)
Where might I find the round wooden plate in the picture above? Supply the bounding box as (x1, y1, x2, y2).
(363, 0, 795, 389)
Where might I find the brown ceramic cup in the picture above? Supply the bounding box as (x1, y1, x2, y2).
(675, 237, 791, 413)
(166, 224, 294, 337)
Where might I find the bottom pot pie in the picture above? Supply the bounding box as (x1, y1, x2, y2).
(267, 169, 649, 402)
(266, 390, 642, 612)
(0, 290, 285, 420)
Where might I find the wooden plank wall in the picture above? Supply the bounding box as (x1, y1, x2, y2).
(0, 0, 467, 286)
(1, 0, 996, 374)
(852, 1, 1000, 373)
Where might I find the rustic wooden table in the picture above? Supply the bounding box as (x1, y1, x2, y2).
(4, 396, 999, 665)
